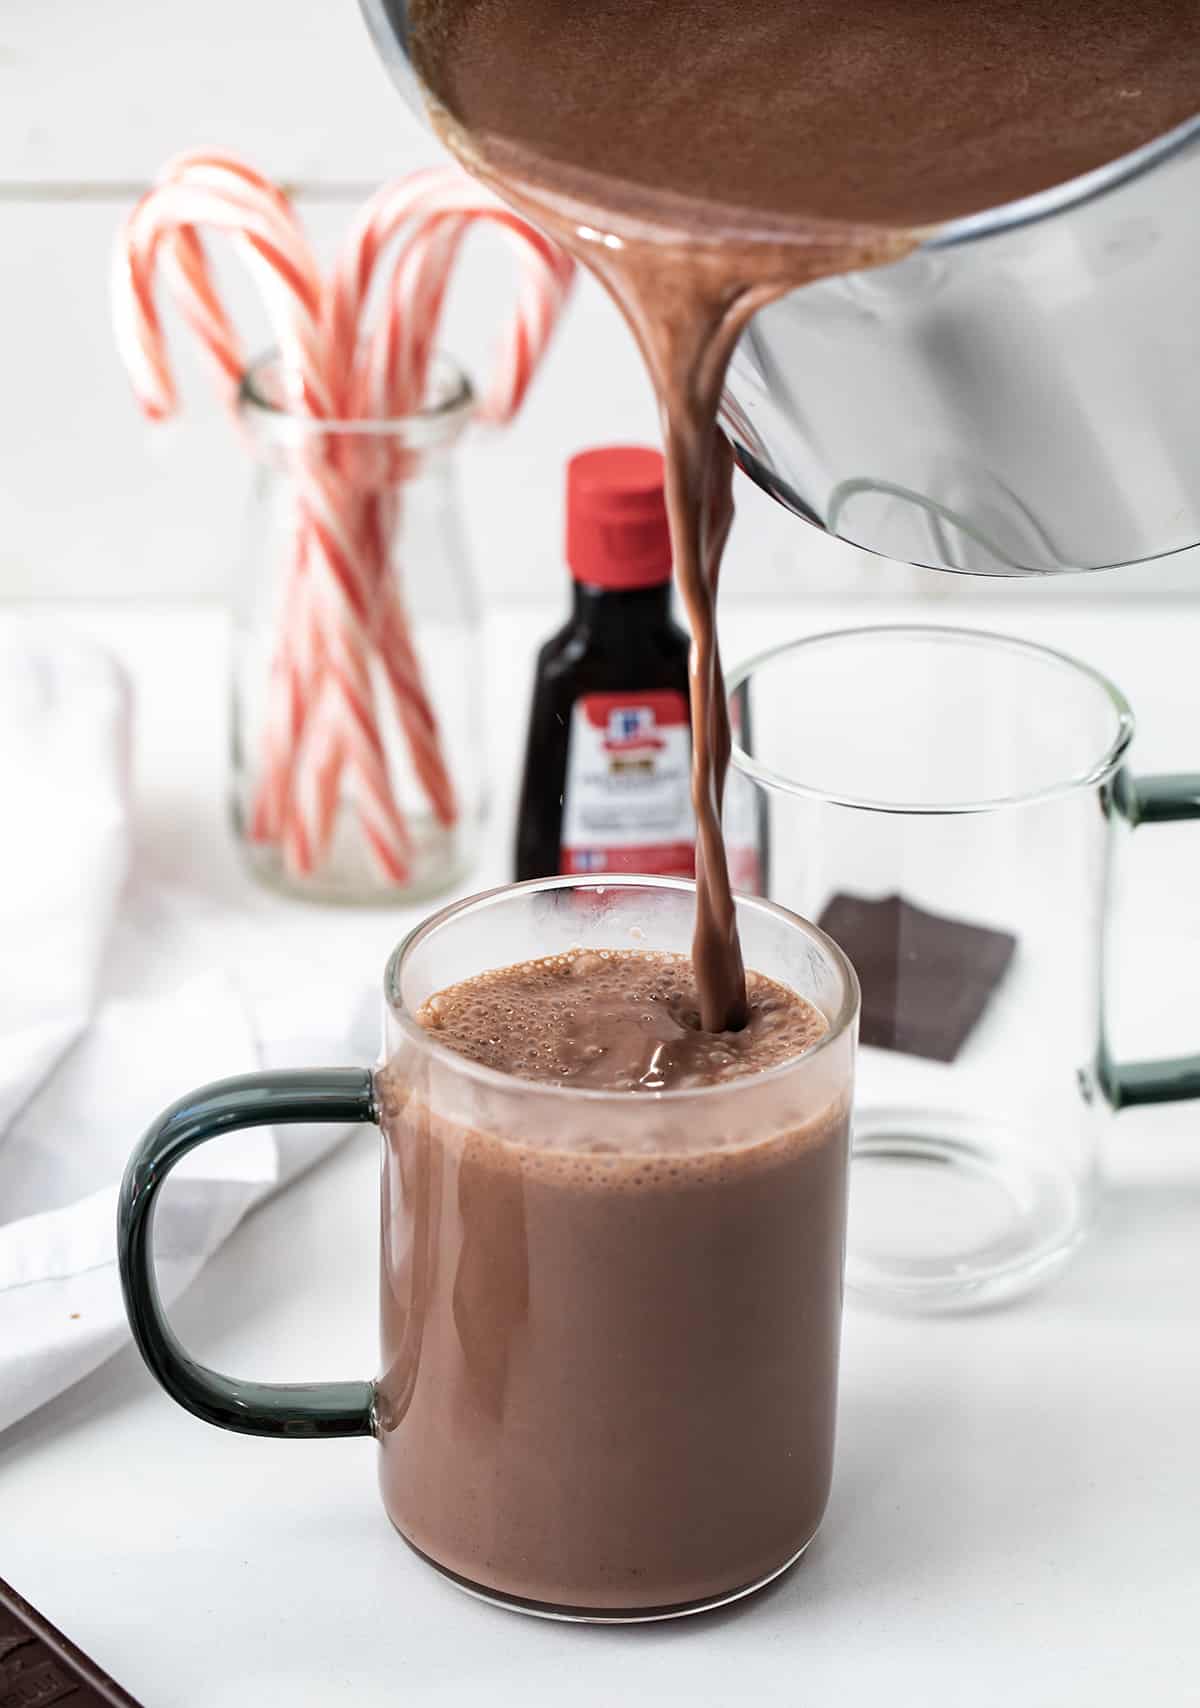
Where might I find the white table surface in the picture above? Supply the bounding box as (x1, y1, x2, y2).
(2, 597, 1199, 1708)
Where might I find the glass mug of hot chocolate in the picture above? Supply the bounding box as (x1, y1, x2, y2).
(118, 876, 858, 1621)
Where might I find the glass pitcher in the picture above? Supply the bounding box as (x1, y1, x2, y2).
(359, 0, 1200, 577)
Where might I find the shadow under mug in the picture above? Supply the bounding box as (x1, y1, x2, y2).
(727, 624, 1200, 1311)
(118, 876, 858, 1622)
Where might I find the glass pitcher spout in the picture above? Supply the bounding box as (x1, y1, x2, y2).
(723, 116, 1200, 575)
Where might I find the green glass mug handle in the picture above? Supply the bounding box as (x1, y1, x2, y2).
(117, 1069, 378, 1438)
(1102, 772, 1200, 1110)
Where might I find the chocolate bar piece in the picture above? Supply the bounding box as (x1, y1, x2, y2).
(0, 1577, 142, 1707)
(818, 892, 1016, 1063)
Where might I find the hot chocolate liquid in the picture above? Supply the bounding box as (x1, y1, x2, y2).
(413, 1, 1199, 230)
(408, 0, 1200, 1028)
(417, 947, 828, 1088)
(376, 950, 849, 1611)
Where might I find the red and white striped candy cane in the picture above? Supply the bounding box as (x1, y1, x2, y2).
(282, 174, 577, 856)
(283, 440, 413, 879)
(286, 173, 506, 860)
(115, 165, 330, 416)
(333, 169, 575, 423)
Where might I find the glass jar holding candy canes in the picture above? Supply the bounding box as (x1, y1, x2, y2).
(232, 352, 481, 901)
(112, 152, 574, 902)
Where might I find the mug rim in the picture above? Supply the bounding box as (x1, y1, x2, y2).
(382, 874, 860, 1105)
(726, 623, 1136, 816)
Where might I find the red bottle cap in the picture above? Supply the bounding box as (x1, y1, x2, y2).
(566, 446, 672, 590)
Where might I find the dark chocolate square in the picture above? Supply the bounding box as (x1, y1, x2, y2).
(818, 892, 1016, 1063)
(0, 1578, 142, 1707)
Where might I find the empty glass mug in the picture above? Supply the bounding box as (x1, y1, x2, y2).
(726, 626, 1200, 1309)
(118, 876, 858, 1621)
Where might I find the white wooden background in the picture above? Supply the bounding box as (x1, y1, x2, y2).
(1, 0, 1196, 605)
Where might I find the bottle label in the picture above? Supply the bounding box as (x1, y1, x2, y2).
(560, 690, 695, 876)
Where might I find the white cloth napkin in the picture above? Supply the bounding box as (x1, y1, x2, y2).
(0, 631, 130, 1133)
(0, 628, 374, 1433)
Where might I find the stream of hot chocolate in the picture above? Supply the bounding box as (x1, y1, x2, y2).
(581, 259, 805, 1033)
